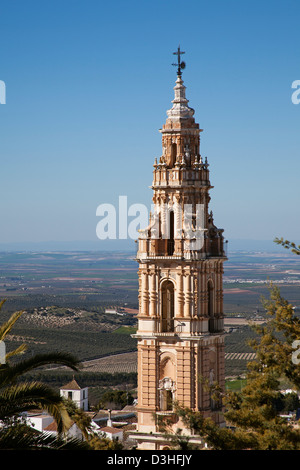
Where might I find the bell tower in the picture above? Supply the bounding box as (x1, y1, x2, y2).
(132, 48, 227, 450)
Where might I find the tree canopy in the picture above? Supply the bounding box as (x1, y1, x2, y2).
(161, 239, 300, 450)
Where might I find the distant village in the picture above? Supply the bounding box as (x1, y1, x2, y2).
(20, 376, 300, 450)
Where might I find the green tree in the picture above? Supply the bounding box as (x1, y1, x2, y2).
(161, 239, 300, 450)
(63, 399, 94, 441)
(280, 392, 300, 413)
(169, 285, 300, 450)
(64, 399, 124, 449)
(96, 389, 134, 410)
(88, 433, 123, 450)
(274, 237, 300, 255)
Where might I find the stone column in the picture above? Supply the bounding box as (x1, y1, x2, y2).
(184, 271, 192, 318)
(142, 270, 149, 316)
(149, 269, 157, 317)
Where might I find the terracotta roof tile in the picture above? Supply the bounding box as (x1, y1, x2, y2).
(60, 379, 82, 390)
(44, 421, 57, 432)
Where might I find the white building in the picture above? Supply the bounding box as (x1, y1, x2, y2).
(25, 412, 54, 432)
(25, 411, 84, 440)
(100, 426, 123, 441)
(44, 418, 84, 440)
(60, 378, 89, 411)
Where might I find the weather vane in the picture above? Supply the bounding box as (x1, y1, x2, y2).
(172, 45, 186, 76)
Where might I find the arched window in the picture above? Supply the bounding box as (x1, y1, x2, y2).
(161, 281, 174, 332)
(170, 143, 177, 166)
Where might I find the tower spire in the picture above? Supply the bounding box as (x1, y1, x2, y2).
(167, 47, 194, 122)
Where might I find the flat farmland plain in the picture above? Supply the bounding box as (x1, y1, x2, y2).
(1, 249, 299, 315)
(0, 249, 299, 377)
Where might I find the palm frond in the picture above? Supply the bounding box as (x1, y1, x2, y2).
(0, 381, 72, 433)
(0, 302, 87, 449)
(5, 343, 27, 361)
(0, 307, 25, 342)
(0, 351, 80, 387)
(0, 424, 90, 450)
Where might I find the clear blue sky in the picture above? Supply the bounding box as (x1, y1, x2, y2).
(0, 0, 299, 250)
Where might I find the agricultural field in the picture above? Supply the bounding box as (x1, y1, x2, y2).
(0, 248, 299, 379)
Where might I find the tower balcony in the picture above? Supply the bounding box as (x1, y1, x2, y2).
(152, 164, 210, 188)
(136, 235, 226, 261)
(134, 316, 224, 338)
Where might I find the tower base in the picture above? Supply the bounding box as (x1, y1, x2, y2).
(129, 409, 225, 450)
(128, 430, 205, 451)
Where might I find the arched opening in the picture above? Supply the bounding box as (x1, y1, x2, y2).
(170, 142, 177, 166)
(208, 280, 215, 333)
(167, 210, 174, 255)
(161, 281, 174, 332)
